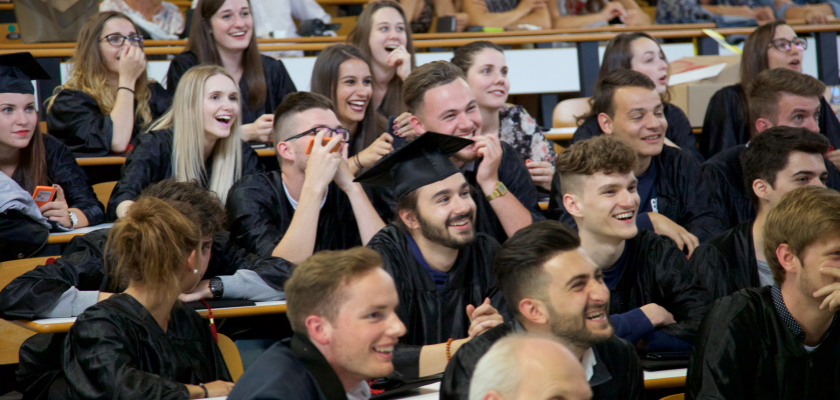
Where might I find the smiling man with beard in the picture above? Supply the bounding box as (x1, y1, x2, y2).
(402, 61, 542, 244)
(357, 132, 507, 379)
(441, 220, 643, 400)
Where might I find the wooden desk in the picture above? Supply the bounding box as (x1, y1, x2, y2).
(10, 300, 288, 333)
(47, 223, 114, 245)
(544, 127, 575, 142)
(644, 368, 688, 390)
(75, 156, 126, 166)
(255, 148, 276, 157)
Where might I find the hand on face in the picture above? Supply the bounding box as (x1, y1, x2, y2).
(118, 43, 147, 86)
(466, 298, 504, 337)
(647, 212, 699, 256)
(473, 134, 503, 194)
(388, 45, 412, 82)
(526, 160, 553, 191)
(813, 266, 840, 312)
(640, 303, 676, 327)
(303, 128, 345, 193)
(241, 114, 274, 142)
(39, 184, 72, 228)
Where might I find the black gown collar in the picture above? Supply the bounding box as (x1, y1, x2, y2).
(290, 332, 348, 400)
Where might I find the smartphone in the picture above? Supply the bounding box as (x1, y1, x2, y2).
(305, 137, 341, 155)
(32, 186, 56, 207)
(436, 16, 456, 33)
(389, 116, 407, 150)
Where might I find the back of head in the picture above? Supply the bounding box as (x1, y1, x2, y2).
(747, 68, 825, 136)
(186, 0, 265, 110)
(105, 196, 201, 300)
(764, 186, 840, 285)
(590, 69, 656, 119)
(286, 247, 383, 337)
(450, 41, 504, 73)
(741, 20, 788, 85)
(555, 135, 637, 197)
(403, 61, 465, 115)
(741, 126, 829, 209)
(140, 178, 226, 237)
(494, 221, 580, 317)
(272, 91, 335, 144)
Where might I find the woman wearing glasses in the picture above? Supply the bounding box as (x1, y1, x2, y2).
(46, 12, 171, 156)
(107, 65, 262, 220)
(700, 21, 840, 158)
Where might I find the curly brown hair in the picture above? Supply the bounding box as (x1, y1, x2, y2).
(555, 135, 637, 197)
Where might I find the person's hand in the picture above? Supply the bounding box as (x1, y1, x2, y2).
(526, 160, 553, 191)
(466, 298, 504, 337)
(388, 45, 413, 82)
(97, 292, 114, 302)
(117, 44, 147, 88)
(640, 303, 676, 327)
(599, 1, 626, 21)
(302, 129, 343, 195)
(449, 12, 470, 32)
(825, 149, 840, 170)
(620, 8, 650, 26)
(40, 184, 72, 228)
(393, 112, 418, 139)
(357, 133, 393, 168)
(803, 8, 830, 24)
(179, 279, 212, 303)
(473, 134, 503, 195)
(813, 266, 840, 312)
(753, 6, 774, 21)
(202, 381, 235, 397)
(333, 140, 359, 192)
(647, 212, 699, 256)
(241, 114, 274, 142)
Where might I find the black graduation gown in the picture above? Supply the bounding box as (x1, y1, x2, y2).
(227, 333, 347, 400)
(689, 219, 759, 301)
(440, 321, 644, 400)
(686, 286, 840, 400)
(366, 224, 506, 378)
(0, 229, 293, 320)
(548, 145, 724, 242)
(105, 129, 263, 221)
(225, 171, 363, 258)
(701, 143, 840, 230)
(166, 52, 297, 125)
(609, 230, 712, 343)
(463, 141, 543, 243)
(46, 82, 172, 157)
(61, 294, 231, 400)
(699, 84, 840, 158)
(573, 103, 703, 162)
(11, 135, 105, 226)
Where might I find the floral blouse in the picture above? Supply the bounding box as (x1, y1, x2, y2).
(499, 104, 557, 164)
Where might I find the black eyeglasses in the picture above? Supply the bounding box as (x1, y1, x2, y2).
(285, 126, 350, 142)
(100, 34, 144, 47)
(769, 38, 807, 52)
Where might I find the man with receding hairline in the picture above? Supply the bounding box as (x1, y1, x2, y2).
(225, 92, 385, 265)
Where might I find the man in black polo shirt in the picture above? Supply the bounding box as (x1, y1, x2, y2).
(548, 69, 722, 251)
(690, 127, 829, 299)
(702, 67, 840, 230)
(441, 220, 643, 400)
(687, 186, 840, 399)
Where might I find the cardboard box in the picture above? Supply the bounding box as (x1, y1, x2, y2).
(669, 55, 741, 127)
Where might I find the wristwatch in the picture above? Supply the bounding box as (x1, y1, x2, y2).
(68, 211, 78, 229)
(485, 181, 508, 201)
(209, 277, 224, 299)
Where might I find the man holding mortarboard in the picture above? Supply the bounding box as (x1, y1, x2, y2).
(356, 132, 507, 380)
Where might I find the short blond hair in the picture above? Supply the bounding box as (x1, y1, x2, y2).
(555, 135, 637, 197)
(764, 186, 840, 285)
(286, 247, 383, 336)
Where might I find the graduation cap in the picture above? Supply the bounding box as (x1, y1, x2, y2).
(355, 132, 473, 199)
(0, 52, 52, 95)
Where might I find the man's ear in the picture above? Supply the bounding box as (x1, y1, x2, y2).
(399, 208, 421, 231)
(276, 141, 295, 162)
(563, 193, 584, 218)
(755, 118, 774, 135)
(598, 113, 614, 135)
(409, 114, 427, 135)
(483, 390, 505, 400)
(519, 298, 549, 325)
(775, 243, 801, 279)
(305, 315, 332, 346)
(752, 179, 771, 203)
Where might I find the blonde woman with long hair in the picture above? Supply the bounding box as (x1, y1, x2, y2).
(46, 11, 172, 156)
(107, 65, 262, 220)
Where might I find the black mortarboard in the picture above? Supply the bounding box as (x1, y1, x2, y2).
(355, 132, 473, 199)
(0, 52, 51, 95)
